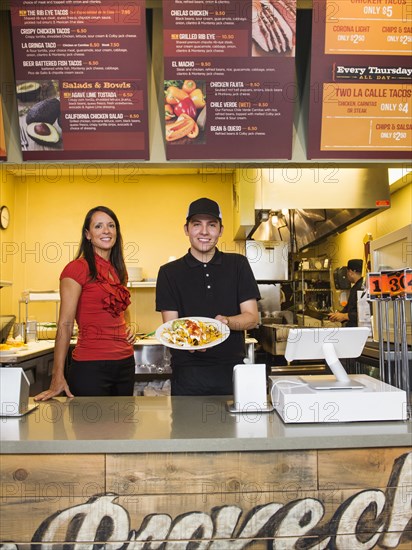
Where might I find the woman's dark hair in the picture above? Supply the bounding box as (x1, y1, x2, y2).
(75, 206, 127, 285)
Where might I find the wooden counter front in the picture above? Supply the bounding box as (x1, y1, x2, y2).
(0, 396, 411, 547)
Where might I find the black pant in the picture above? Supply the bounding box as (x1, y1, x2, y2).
(67, 355, 135, 396)
(171, 363, 234, 396)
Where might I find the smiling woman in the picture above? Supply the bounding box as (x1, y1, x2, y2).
(34, 205, 136, 401)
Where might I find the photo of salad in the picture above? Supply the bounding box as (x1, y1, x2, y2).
(156, 317, 230, 350)
(164, 80, 206, 145)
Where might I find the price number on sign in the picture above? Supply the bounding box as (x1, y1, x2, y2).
(382, 6, 393, 17)
(381, 269, 410, 298)
(367, 272, 383, 300)
(404, 269, 412, 300)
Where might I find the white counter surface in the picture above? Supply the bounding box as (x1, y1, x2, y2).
(0, 340, 55, 364)
(1, 396, 411, 454)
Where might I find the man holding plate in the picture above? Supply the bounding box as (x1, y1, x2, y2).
(156, 197, 260, 396)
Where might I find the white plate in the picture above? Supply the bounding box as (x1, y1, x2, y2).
(155, 317, 230, 350)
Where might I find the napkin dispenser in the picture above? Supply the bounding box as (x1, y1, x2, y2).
(0, 368, 38, 416)
(227, 363, 273, 413)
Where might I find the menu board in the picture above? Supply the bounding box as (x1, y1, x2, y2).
(10, 0, 149, 160)
(308, 0, 412, 159)
(163, 0, 297, 160)
(0, 96, 6, 161)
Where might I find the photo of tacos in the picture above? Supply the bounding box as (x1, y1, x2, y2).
(164, 80, 206, 145)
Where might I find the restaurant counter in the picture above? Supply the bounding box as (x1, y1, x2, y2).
(1, 396, 411, 547)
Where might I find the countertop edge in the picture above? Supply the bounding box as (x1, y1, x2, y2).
(1, 434, 411, 454)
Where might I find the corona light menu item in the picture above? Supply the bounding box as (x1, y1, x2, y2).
(163, 0, 297, 160)
(308, 0, 412, 159)
(10, 0, 149, 160)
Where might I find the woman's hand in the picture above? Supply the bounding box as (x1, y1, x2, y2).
(126, 324, 136, 344)
(34, 376, 74, 401)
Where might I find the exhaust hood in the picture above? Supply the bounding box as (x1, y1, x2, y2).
(239, 167, 390, 250)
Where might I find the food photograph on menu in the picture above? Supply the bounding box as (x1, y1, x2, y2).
(164, 79, 206, 145)
(251, 0, 296, 57)
(16, 79, 63, 151)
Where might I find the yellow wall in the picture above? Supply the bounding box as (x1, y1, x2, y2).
(0, 169, 16, 312)
(1, 170, 238, 332)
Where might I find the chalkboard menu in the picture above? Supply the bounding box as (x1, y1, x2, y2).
(163, 0, 297, 160)
(10, 0, 149, 160)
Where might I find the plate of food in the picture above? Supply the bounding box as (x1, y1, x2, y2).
(155, 317, 230, 350)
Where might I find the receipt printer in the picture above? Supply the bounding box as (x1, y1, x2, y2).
(227, 363, 273, 413)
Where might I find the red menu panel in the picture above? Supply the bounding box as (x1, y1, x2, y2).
(10, 0, 149, 160)
(308, 0, 412, 159)
(163, 0, 297, 160)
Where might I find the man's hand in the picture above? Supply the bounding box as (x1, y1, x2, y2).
(328, 312, 349, 323)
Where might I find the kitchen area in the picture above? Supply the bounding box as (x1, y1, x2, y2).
(1, 166, 411, 396)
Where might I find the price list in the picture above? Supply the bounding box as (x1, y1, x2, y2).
(10, 0, 149, 160)
(325, 0, 411, 55)
(308, 0, 412, 159)
(163, 0, 297, 160)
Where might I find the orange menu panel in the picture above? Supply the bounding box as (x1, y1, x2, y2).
(325, 0, 411, 55)
(320, 82, 411, 151)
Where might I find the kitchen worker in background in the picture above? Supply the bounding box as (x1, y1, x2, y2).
(34, 206, 136, 401)
(328, 259, 364, 327)
(156, 197, 260, 396)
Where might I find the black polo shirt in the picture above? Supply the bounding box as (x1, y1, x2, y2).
(342, 276, 364, 327)
(156, 249, 260, 392)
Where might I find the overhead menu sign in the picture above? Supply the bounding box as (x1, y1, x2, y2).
(308, 0, 412, 159)
(163, 0, 297, 160)
(10, 0, 149, 160)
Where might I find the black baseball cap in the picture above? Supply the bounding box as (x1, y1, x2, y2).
(347, 259, 363, 273)
(186, 198, 222, 222)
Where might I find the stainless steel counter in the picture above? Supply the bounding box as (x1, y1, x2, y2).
(1, 396, 410, 454)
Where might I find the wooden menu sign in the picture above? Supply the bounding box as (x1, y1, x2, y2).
(10, 0, 149, 160)
(308, 0, 412, 159)
(163, 0, 297, 160)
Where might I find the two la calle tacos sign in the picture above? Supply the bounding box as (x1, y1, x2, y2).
(5, 452, 412, 548)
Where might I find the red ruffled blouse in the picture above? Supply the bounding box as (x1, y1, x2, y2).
(60, 255, 133, 361)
